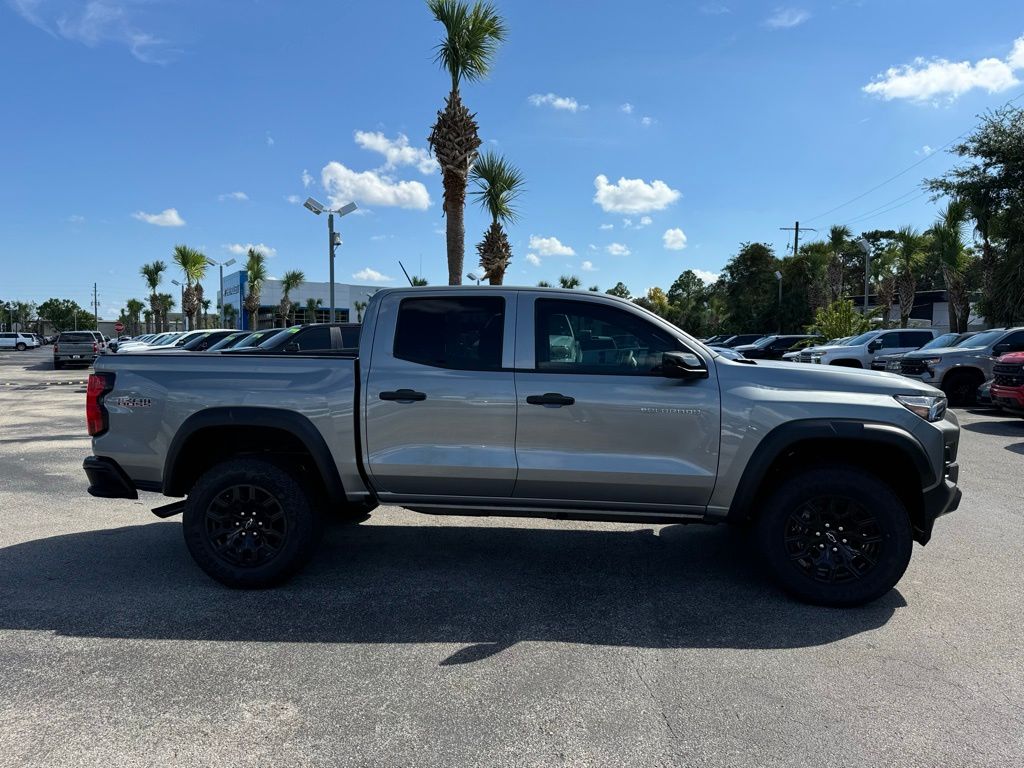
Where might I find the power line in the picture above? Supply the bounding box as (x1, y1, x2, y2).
(842, 189, 930, 228)
(805, 88, 1024, 224)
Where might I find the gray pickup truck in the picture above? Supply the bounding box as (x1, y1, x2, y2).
(83, 287, 961, 606)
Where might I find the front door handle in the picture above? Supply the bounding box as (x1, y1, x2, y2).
(526, 392, 575, 406)
(379, 389, 427, 402)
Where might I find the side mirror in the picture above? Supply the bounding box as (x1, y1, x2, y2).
(284, 341, 300, 353)
(993, 342, 1010, 356)
(867, 340, 881, 352)
(662, 351, 708, 380)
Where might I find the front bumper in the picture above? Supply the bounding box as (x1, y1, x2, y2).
(83, 456, 138, 499)
(991, 384, 1024, 414)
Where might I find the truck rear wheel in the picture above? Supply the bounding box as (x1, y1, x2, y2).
(942, 369, 981, 407)
(755, 467, 912, 607)
(182, 458, 322, 588)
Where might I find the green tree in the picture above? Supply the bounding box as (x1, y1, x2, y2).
(303, 297, 322, 323)
(201, 298, 212, 328)
(36, 298, 95, 332)
(411, 276, 429, 286)
(665, 270, 710, 335)
(558, 275, 581, 289)
(605, 282, 631, 299)
(929, 199, 973, 332)
(278, 269, 305, 326)
(172, 244, 209, 330)
(354, 300, 368, 322)
(587, 285, 599, 292)
(244, 248, 268, 330)
(719, 242, 780, 333)
(427, 0, 507, 285)
(893, 226, 927, 328)
(140, 260, 167, 332)
(125, 298, 146, 336)
(157, 293, 176, 330)
(469, 151, 525, 285)
(537, 280, 552, 288)
(808, 299, 875, 340)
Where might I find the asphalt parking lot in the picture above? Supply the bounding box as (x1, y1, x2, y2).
(1, 347, 1022, 768)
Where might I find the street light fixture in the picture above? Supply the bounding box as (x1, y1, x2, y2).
(466, 272, 482, 285)
(303, 197, 358, 322)
(206, 257, 237, 328)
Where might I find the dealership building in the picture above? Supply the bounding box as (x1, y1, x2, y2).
(219, 271, 382, 330)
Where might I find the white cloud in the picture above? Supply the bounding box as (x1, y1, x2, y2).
(528, 235, 575, 257)
(599, 223, 614, 230)
(528, 93, 587, 112)
(132, 208, 185, 227)
(266, 133, 274, 146)
(354, 130, 437, 175)
(224, 242, 277, 258)
(623, 216, 653, 229)
(581, 260, 596, 272)
(218, 191, 248, 202)
(11, 0, 176, 64)
(863, 35, 1024, 103)
(916, 145, 935, 157)
(606, 242, 631, 257)
(694, 269, 719, 284)
(663, 228, 688, 251)
(301, 169, 313, 188)
(286, 195, 302, 204)
(588, 244, 598, 251)
(764, 8, 811, 29)
(321, 161, 431, 210)
(352, 267, 393, 283)
(641, 116, 654, 127)
(700, 3, 731, 14)
(620, 102, 634, 114)
(525, 253, 541, 266)
(68, 214, 85, 223)
(593, 174, 681, 214)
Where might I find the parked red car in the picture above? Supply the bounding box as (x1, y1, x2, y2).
(991, 351, 1024, 415)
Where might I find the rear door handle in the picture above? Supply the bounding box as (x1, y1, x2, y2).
(379, 389, 427, 402)
(526, 392, 575, 406)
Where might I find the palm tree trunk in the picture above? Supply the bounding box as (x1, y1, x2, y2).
(445, 171, 466, 285)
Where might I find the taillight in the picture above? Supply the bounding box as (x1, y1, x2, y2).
(53, 344, 59, 354)
(86, 372, 115, 436)
(93, 342, 99, 353)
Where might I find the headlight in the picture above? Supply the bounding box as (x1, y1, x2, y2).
(920, 357, 942, 366)
(895, 394, 947, 422)
(886, 361, 900, 371)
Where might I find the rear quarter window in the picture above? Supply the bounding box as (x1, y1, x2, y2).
(58, 332, 94, 343)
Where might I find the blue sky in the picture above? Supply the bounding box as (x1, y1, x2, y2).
(2, 0, 1023, 319)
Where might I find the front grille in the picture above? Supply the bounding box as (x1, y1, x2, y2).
(870, 360, 888, 370)
(797, 353, 814, 363)
(899, 359, 928, 376)
(993, 363, 1024, 387)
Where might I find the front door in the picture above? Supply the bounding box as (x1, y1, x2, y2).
(512, 294, 721, 511)
(363, 292, 518, 499)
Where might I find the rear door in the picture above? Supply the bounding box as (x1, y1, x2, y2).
(363, 292, 518, 498)
(512, 293, 720, 510)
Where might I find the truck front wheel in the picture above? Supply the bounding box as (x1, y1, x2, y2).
(182, 458, 322, 588)
(755, 467, 912, 606)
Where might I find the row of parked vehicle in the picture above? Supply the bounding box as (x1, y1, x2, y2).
(703, 326, 1024, 413)
(0, 331, 47, 350)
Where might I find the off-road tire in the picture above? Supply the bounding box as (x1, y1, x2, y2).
(182, 458, 322, 588)
(755, 466, 913, 606)
(942, 369, 982, 407)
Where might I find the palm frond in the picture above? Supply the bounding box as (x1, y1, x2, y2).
(172, 245, 209, 284)
(469, 151, 525, 223)
(428, 0, 507, 90)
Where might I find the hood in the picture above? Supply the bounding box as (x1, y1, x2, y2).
(717, 357, 943, 397)
(997, 351, 1024, 364)
(903, 345, 972, 359)
(732, 344, 760, 353)
(808, 344, 851, 355)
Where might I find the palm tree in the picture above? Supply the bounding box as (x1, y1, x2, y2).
(277, 270, 305, 326)
(826, 225, 851, 303)
(125, 298, 145, 336)
(893, 226, 927, 328)
(537, 280, 552, 288)
(469, 151, 525, 285)
(930, 199, 971, 332)
(588, 285, 600, 292)
(411, 276, 429, 286)
(303, 297, 323, 324)
(140, 260, 167, 332)
(156, 293, 176, 331)
(201, 298, 212, 329)
(223, 304, 238, 329)
(871, 250, 897, 329)
(244, 248, 268, 330)
(172, 245, 209, 330)
(354, 300, 368, 323)
(427, 0, 507, 286)
(559, 275, 581, 289)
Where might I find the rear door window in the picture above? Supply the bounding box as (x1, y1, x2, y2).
(59, 332, 94, 343)
(394, 297, 505, 371)
(899, 331, 934, 347)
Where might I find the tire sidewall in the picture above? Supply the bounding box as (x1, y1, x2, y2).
(182, 458, 321, 588)
(756, 467, 913, 607)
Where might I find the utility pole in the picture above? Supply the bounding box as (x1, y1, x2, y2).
(779, 221, 817, 258)
(93, 282, 99, 328)
(328, 212, 336, 323)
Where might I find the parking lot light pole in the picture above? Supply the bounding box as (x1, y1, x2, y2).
(467, 273, 482, 285)
(303, 197, 357, 323)
(170, 280, 185, 331)
(775, 270, 783, 334)
(206, 257, 236, 328)
(857, 238, 873, 317)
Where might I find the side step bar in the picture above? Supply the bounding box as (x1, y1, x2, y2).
(152, 500, 186, 519)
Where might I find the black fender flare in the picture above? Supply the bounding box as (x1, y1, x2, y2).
(726, 418, 934, 523)
(163, 407, 346, 502)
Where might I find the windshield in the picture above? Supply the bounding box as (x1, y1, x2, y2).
(845, 331, 880, 346)
(959, 329, 1005, 348)
(206, 333, 245, 351)
(231, 331, 272, 348)
(751, 335, 779, 348)
(921, 333, 959, 350)
(257, 328, 300, 349)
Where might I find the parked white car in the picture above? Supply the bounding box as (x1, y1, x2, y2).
(796, 328, 938, 368)
(0, 332, 40, 351)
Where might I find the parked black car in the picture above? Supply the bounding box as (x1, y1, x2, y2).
(710, 333, 768, 348)
(732, 334, 821, 360)
(223, 323, 361, 354)
(179, 330, 239, 351)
